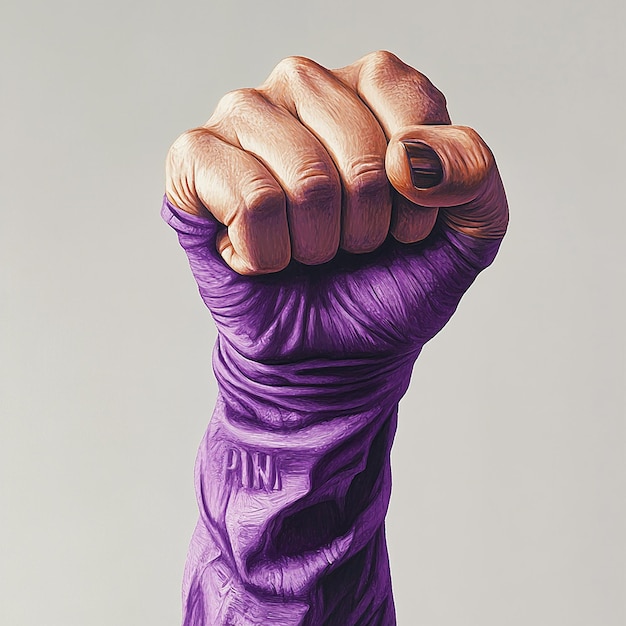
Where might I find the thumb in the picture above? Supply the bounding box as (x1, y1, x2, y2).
(385, 125, 509, 239)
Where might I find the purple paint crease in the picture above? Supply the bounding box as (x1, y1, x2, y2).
(162, 196, 502, 625)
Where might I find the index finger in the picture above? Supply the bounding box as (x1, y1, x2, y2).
(334, 51, 507, 242)
(333, 51, 451, 243)
(333, 50, 451, 135)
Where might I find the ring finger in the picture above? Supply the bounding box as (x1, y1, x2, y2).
(259, 56, 392, 254)
(206, 88, 342, 265)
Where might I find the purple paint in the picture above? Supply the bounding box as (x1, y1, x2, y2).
(162, 197, 502, 625)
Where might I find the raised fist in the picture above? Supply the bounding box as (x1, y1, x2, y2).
(163, 52, 508, 626)
(166, 50, 507, 274)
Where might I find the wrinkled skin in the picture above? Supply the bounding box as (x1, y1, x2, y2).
(163, 51, 508, 626)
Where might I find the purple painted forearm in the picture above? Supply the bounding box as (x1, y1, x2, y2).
(162, 197, 502, 625)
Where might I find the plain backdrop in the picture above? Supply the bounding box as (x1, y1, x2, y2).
(1, 1, 624, 624)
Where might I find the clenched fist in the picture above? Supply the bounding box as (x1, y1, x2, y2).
(166, 50, 507, 275)
(162, 52, 508, 626)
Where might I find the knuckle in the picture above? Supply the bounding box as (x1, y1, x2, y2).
(165, 128, 208, 210)
(214, 88, 260, 116)
(168, 127, 203, 159)
(290, 166, 340, 207)
(362, 49, 425, 85)
(359, 51, 449, 122)
(242, 179, 285, 214)
(344, 158, 388, 199)
(270, 55, 318, 83)
(361, 49, 404, 72)
(166, 128, 211, 178)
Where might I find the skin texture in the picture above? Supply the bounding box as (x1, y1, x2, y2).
(163, 51, 508, 626)
(166, 51, 508, 274)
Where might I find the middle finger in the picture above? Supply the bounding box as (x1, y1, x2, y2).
(259, 56, 392, 254)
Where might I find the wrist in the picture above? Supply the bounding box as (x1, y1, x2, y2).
(212, 333, 418, 429)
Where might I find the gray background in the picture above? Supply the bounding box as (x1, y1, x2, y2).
(1, 0, 624, 624)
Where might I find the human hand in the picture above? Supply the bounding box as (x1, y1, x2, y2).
(163, 51, 508, 360)
(166, 51, 507, 274)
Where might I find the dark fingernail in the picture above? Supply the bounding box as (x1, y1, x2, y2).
(402, 141, 443, 189)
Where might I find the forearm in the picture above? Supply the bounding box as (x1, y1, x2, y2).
(183, 335, 417, 625)
(162, 196, 502, 625)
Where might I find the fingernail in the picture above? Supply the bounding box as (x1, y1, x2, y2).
(402, 141, 443, 189)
